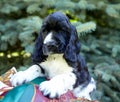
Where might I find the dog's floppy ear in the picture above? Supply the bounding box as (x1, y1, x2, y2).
(32, 29, 47, 63)
(63, 25, 81, 67)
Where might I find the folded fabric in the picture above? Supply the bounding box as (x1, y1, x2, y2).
(0, 77, 76, 102)
(0, 68, 98, 102)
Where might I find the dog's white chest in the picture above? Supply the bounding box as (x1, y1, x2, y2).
(40, 54, 73, 79)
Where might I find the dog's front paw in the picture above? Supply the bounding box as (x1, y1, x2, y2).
(10, 71, 29, 87)
(39, 80, 67, 98)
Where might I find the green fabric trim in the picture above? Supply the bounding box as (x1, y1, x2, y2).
(0, 77, 46, 102)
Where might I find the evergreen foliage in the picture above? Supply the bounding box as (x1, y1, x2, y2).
(0, 0, 120, 102)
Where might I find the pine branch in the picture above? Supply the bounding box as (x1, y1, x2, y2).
(76, 21, 96, 37)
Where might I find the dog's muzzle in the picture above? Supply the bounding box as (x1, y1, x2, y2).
(42, 42, 58, 55)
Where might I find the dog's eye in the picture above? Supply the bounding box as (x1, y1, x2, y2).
(48, 45, 53, 48)
(47, 43, 59, 49)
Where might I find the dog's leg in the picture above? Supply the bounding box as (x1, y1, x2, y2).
(39, 72, 76, 98)
(10, 65, 44, 87)
(73, 78, 96, 100)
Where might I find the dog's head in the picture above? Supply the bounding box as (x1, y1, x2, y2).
(41, 12, 70, 55)
(32, 12, 81, 65)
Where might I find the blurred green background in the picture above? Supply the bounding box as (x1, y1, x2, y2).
(0, 0, 120, 102)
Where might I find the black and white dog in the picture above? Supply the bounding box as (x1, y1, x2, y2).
(10, 12, 96, 100)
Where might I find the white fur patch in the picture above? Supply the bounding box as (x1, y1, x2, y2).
(39, 72, 76, 98)
(73, 78, 96, 100)
(10, 65, 44, 86)
(43, 32, 53, 44)
(40, 54, 73, 79)
(39, 54, 76, 98)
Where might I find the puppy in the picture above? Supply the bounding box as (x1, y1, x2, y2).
(10, 12, 96, 100)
